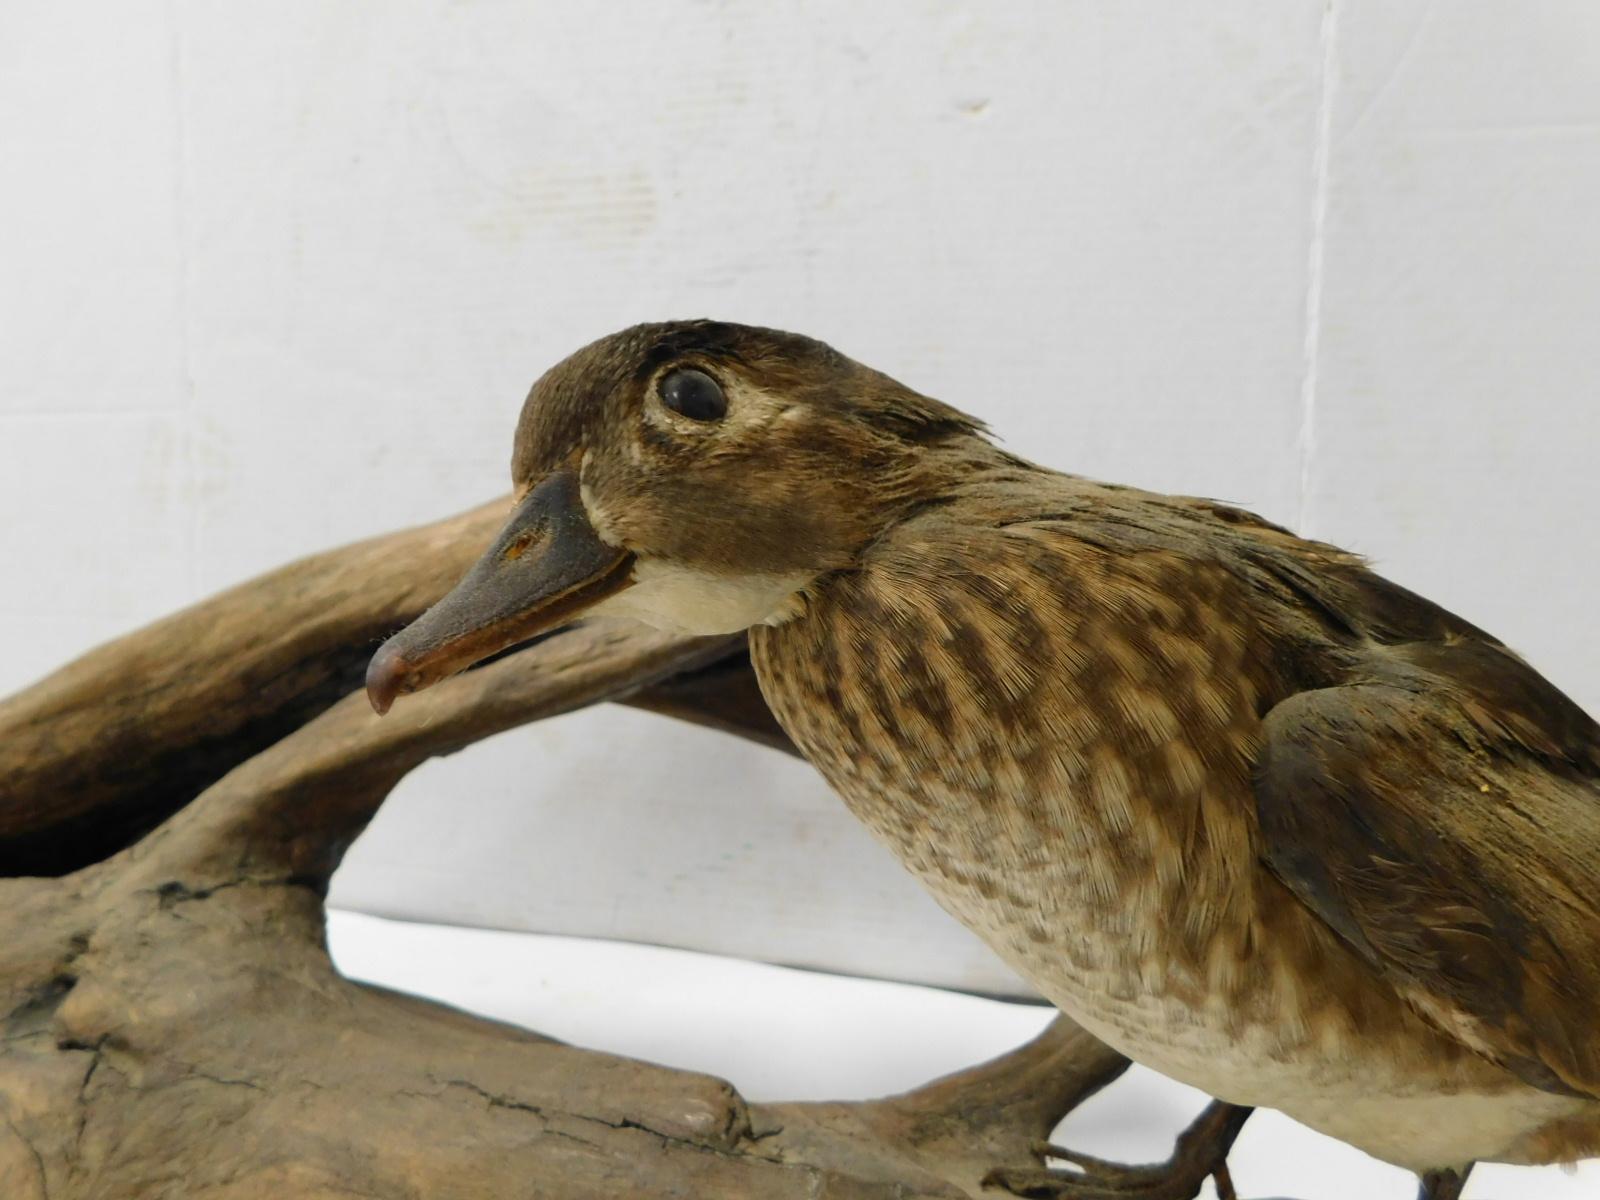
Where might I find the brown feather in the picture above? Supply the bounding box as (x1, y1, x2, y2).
(494, 320, 1600, 1171)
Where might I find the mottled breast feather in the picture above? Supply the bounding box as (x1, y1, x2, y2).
(750, 464, 1600, 1132)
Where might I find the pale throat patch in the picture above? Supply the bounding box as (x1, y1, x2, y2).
(588, 558, 810, 635)
(578, 470, 810, 635)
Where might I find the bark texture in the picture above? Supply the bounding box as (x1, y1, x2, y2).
(0, 498, 1129, 1199)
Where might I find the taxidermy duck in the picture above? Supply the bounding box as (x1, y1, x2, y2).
(367, 321, 1600, 1200)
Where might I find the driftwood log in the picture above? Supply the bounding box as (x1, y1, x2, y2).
(0, 497, 1136, 1199)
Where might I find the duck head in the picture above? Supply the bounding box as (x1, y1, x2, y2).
(365, 320, 985, 713)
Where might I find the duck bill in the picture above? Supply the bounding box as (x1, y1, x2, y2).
(365, 468, 634, 714)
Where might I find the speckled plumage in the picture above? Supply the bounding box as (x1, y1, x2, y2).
(749, 458, 1600, 1170)
(372, 320, 1600, 1180)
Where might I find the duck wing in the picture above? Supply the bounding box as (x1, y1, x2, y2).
(1253, 637, 1600, 1098)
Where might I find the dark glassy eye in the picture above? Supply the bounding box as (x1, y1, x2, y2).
(658, 368, 727, 422)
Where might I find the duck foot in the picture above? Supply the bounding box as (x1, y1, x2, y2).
(983, 1100, 1253, 1200)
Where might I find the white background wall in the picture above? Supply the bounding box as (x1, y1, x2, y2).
(4, 3, 1598, 1195)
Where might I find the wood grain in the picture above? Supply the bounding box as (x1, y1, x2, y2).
(0, 497, 1130, 1200)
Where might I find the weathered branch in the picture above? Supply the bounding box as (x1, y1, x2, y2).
(620, 644, 799, 755)
(0, 498, 512, 875)
(0, 497, 1135, 1199)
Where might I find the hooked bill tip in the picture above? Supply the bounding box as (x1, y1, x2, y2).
(364, 643, 408, 716)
